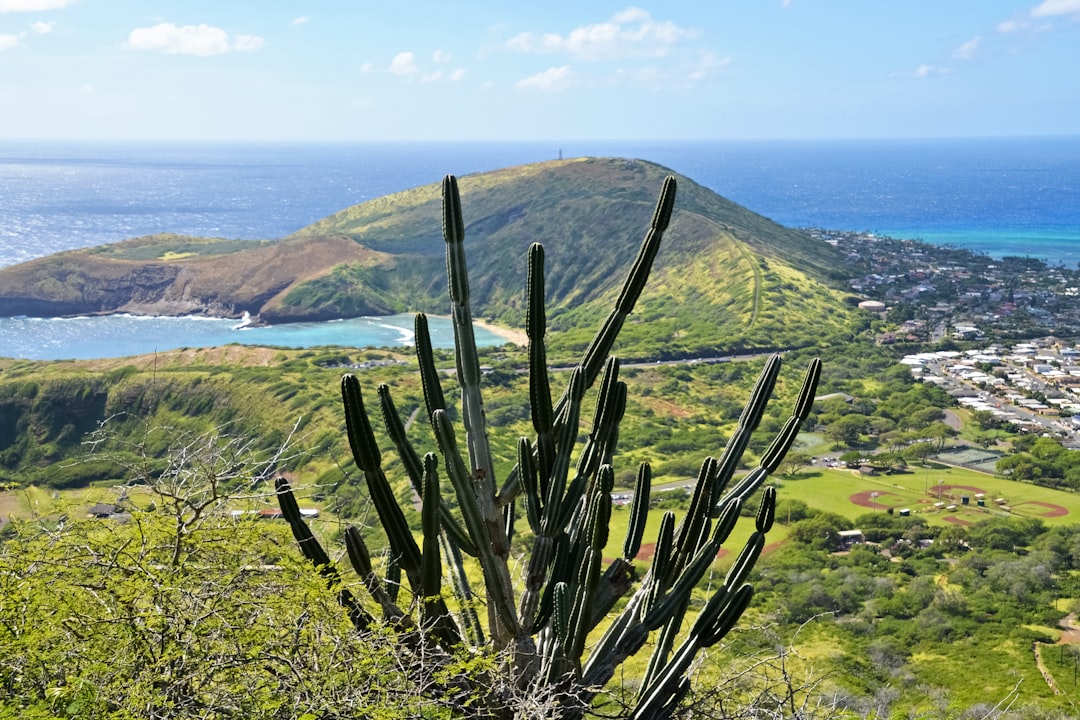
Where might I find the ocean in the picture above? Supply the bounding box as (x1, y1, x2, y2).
(2, 137, 1079, 360)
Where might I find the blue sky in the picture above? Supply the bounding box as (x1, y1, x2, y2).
(1, 0, 1078, 141)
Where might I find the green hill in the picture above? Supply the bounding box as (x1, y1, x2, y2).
(0, 157, 860, 356)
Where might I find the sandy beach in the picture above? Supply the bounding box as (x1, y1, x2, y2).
(474, 319, 527, 347)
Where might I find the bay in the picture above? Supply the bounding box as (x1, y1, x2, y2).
(2, 137, 1079, 360)
(0, 313, 508, 361)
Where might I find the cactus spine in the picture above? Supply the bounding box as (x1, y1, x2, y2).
(277, 172, 821, 719)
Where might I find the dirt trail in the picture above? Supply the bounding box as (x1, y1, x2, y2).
(1059, 613, 1080, 644)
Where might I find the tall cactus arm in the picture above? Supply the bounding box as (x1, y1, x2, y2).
(420, 453, 465, 649)
(378, 382, 477, 556)
(276, 478, 373, 630)
(440, 531, 486, 646)
(623, 463, 651, 560)
(431, 408, 521, 641)
(441, 175, 497, 496)
(576, 176, 677, 389)
(494, 242, 555, 509)
(415, 313, 448, 420)
(421, 453, 444, 614)
(527, 242, 556, 496)
(342, 374, 424, 595)
(343, 526, 415, 629)
(715, 358, 822, 511)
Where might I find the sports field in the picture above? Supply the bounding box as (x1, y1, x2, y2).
(777, 464, 1080, 527)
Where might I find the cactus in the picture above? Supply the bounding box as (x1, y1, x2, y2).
(277, 173, 821, 718)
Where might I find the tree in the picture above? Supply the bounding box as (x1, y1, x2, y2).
(903, 441, 936, 464)
(825, 414, 868, 448)
(0, 445, 443, 718)
(922, 422, 956, 450)
(788, 512, 853, 551)
(779, 450, 813, 478)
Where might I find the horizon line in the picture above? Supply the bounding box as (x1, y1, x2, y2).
(2, 133, 1080, 145)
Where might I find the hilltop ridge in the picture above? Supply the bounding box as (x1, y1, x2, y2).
(0, 157, 859, 356)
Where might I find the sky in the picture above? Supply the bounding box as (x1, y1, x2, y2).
(1, 0, 1078, 142)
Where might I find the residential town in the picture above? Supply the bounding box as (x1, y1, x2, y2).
(807, 229, 1080, 342)
(900, 338, 1080, 447)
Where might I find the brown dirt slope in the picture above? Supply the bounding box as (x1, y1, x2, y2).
(0, 234, 385, 320)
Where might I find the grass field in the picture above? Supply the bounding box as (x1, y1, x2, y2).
(5, 455, 1080, 567)
(779, 464, 1080, 527)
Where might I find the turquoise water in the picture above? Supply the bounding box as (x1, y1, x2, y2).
(874, 226, 1080, 267)
(0, 313, 508, 361)
(3, 138, 1079, 360)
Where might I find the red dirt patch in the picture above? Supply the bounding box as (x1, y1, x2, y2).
(849, 490, 908, 510)
(943, 516, 973, 526)
(613, 542, 733, 565)
(1013, 501, 1070, 518)
(634, 542, 656, 561)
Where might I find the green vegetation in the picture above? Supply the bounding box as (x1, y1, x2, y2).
(734, 511, 1080, 717)
(0, 496, 485, 717)
(5, 160, 1080, 717)
(275, 174, 822, 718)
(84, 233, 274, 261)
(0, 157, 862, 357)
(284, 158, 866, 358)
(0, 347, 419, 493)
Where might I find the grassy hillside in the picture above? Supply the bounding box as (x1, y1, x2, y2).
(5, 343, 1080, 716)
(0, 157, 860, 357)
(287, 157, 859, 356)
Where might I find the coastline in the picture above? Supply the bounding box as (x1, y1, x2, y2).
(0, 311, 524, 362)
(472, 319, 527, 347)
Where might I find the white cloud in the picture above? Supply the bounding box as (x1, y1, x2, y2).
(614, 51, 730, 89)
(517, 65, 572, 91)
(127, 23, 263, 56)
(913, 64, 951, 78)
(691, 54, 730, 82)
(291, 16, 309, 26)
(0, 32, 19, 50)
(359, 62, 375, 73)
(433, 49, 451, 63)
(79, 82, 93, 93)
(953, 36, 980, 59)
(0, 0, 74, 12)
(389, 51, 417, 75)
(997, 19, 1025, 32)
(507, 7, 695, 60)
(31, 19, 53, 33)
(421, 67, 466, 83)
(234, 34, 263, 52)
(1032, 0, 1080, 16)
